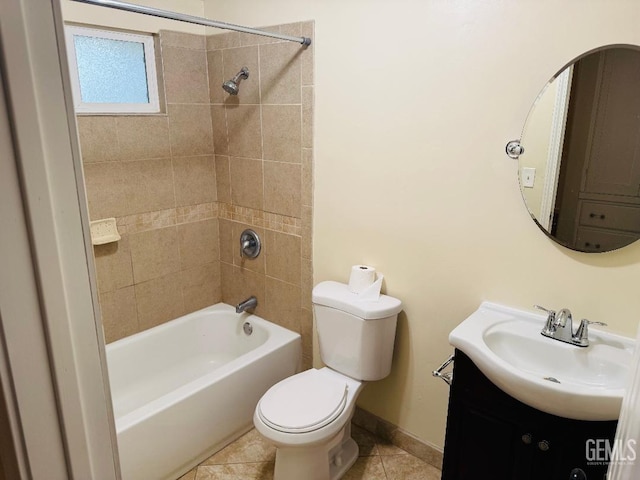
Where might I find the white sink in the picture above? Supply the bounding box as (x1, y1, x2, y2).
(449, 302, 635, 421)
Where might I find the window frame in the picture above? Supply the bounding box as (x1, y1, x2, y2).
(65, 25, 160, 114)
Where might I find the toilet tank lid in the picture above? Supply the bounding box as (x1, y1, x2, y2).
(312, 281, 402, 320)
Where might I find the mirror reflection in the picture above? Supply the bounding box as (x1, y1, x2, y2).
(519, 45, 640, 253)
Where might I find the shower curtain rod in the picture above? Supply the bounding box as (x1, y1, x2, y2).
(71, 0, 312, 46)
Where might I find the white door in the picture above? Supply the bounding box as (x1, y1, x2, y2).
(0, 0, 119, 478)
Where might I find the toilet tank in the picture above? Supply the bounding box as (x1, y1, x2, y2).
(312, 281, 402, 381)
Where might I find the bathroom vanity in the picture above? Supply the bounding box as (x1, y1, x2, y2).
(442, 350, 617, 480)
(439, 302, 635, 480)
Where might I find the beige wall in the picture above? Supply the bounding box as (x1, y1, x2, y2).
(203, 0, 640, 451)
(61, 0, 205, 34)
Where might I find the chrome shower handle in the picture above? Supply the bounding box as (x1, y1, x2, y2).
(239, 229, 261, 259)
(240, 239, 252, 258)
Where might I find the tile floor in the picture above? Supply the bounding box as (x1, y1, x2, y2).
(177, 424, 442, 480)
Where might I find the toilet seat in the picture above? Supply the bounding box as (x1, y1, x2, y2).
(258, 370, 348, 434)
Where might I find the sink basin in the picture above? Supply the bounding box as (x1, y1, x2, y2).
(449, 302, 635, 421)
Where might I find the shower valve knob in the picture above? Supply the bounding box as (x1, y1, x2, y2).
(239, 229, 261, 259)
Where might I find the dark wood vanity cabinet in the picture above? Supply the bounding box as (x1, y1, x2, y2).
(442, 350, 617, 480)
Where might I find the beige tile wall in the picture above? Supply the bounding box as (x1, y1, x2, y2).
(79, 23, 314, 364)
(82, 31, 220, 343)
(208, 21, 314, 367)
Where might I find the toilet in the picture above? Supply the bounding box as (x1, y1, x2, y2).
(253, 280, 402, 480)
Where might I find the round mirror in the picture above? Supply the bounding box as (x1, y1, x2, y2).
(517, 45, 640, 253)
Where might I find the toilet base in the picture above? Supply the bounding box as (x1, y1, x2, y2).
(272, 423, 359, 480)
(329, 437, 358, 480)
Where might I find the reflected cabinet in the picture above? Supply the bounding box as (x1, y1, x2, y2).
(557, 49, 640, 252)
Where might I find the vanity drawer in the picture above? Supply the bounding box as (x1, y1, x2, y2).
(578, 201, 640, 232)
(575, 227, 638, 252)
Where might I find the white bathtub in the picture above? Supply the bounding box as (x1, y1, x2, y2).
(106, 303, 301, 480)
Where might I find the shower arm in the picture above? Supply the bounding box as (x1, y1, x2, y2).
(71, 0, 312, 46)
(232, 67, 249, 83)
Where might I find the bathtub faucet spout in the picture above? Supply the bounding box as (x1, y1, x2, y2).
(236, 296, 257, 314)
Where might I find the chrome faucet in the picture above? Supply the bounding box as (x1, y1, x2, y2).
(534, 305, 607, 347)
(236, 296, 257, 314)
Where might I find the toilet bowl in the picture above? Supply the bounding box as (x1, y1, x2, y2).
(253, 280, 402, 480)
(254, 368, 364, 480)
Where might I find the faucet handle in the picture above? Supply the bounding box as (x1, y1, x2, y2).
(584, 320, 607, 327)
(574, 319, 607, 346)
(534, 305, 557, 334)
(534, 305, 556, 316)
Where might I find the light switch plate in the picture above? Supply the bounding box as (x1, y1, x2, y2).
(522, 167, 536, 188)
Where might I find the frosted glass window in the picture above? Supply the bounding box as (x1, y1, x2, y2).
(74, 35, 149, 104)
(65, 26, 160, 113)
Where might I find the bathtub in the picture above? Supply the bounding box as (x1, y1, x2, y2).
(106, 303, 301, 480)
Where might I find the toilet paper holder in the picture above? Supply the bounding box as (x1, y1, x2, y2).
(432, 353, 455, 386)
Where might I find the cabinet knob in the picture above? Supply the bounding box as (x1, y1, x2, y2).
(589, 213, 606, 220)
(569, 468, 587, 480)
(521, 433, 532, 445)
(538, 440, 550, 452)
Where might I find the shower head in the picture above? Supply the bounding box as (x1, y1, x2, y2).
(222, 67, 249, 95)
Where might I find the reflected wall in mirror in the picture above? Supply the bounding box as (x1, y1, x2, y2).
(519, 45, 640, 253)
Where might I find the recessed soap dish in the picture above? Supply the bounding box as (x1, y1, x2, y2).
(90, 218, 121, 245)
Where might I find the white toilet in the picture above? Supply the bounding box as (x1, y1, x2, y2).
(253, 280, 402, 480)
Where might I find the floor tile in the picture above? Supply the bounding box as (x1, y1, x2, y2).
(380, 454, 441, 480)
(343, 456, 386, 480)
(352, 425, 379, 456)
(178, 424, 442, 480)
(376, 441, 409, 456)
(195, 462, 274, 480)
(177, 469, 197, 480)
(202, 429, 275, 465)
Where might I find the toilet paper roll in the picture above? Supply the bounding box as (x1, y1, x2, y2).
(359, 273, 384, 301)
(348, 265, 377, 293)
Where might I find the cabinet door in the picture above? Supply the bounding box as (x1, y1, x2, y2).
(551, 420, 616, 480)
(575, 226, 638, 252)
(443, 402, 526, 480)
(442, 351, 617, 480)
(529, 432, 562, 480)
